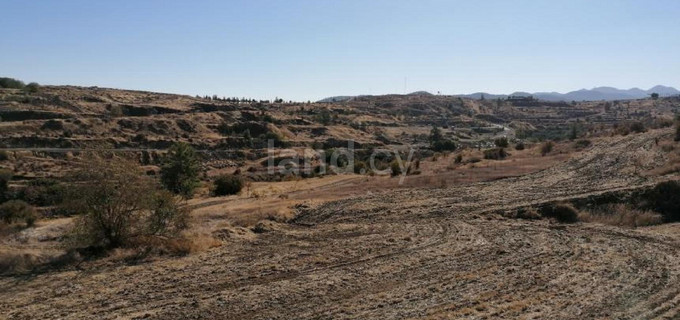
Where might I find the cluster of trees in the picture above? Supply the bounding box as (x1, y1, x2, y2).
(0, 77, 40, 93)
(198, 95, 261, 103)
(428, 126, 457, 152)
(196, 95, 298, 104)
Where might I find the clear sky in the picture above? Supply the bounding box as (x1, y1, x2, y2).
(2, 0, 679, 101)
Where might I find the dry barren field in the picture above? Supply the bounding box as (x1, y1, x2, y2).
(1, 128, 679, 319)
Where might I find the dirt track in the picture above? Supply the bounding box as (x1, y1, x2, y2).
(1, 129, 679, 319)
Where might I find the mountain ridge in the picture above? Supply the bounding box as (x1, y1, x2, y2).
(318, 85, 680, 102)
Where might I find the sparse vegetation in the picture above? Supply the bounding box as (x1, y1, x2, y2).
(515, 141, 525, 150)
(18, 178, 66, 207)
(579, 204, 662, 228)
(0, 200, 37, 227)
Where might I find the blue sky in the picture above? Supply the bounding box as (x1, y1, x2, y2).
(2, 0, 679, 101)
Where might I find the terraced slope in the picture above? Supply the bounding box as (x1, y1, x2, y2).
(1, 129, 679, 319)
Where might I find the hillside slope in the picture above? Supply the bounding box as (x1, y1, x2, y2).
(1, 129, 678, 319)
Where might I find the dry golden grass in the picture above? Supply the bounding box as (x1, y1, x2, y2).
(579, 204, 663, 228)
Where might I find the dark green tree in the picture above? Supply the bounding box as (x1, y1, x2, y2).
(429, 125, 443, 144)
(494, 137, 509, 148)
(160, 142, 201, 198)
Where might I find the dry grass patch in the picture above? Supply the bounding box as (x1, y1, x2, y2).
(579, 204, 663, 228)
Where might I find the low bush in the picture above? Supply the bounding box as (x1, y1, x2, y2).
(541, 203, 579, 223)
(18, 178, 66, 207)
(454, 154, 463, 164)
(0, 200, 37, 227)
(629, 121, 646, 134)
(390, 160, 402, 176)
(617, 121, 646, 136)
(494, 137, 509, 148)
(354, 160, 368, 174)
(483, 148, 508, 160)
(25, 82, 40, 93)
(0, 151, 8, 161)
(515, 141, 525, 150)
(212, 174, 244, 196)
(540, 141, 554, 156)
(642, 180, 680, 222)
(432, 139, 457, 152)
(675, 124, 680, 142)
(67, 157, 189, 249)
(146, 190, 189, 236)
(578, 204, 662, 228)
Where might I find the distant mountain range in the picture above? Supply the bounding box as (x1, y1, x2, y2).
(457, 85, 680, 101)
(318, 85, 680, 103)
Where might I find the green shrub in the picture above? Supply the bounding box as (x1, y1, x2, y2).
(160, 142, 201, 198)
(390, 160, 402, 176)
(483, 148, 508, 160)
(515, 141, 525, 150)
(67, 157, 188, 249)
(432, 140, 457, 152)
(0, 200, 37, 227)
(0, 151, 8, 161)
(212, 174, 244, 196)
(494, 137, 509, 148)
(146, 190, 189, 236)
